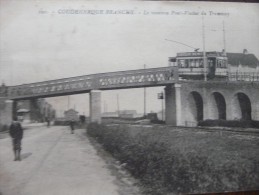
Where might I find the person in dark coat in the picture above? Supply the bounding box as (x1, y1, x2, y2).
(69, 120, 75, 134)
(9, 116, 23, 161)
(46, 117, 50, 127)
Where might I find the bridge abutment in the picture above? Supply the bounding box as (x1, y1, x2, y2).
(0, 98, 14, 127)
(90, 90, 102, 124)
(165, 84, 183, 126)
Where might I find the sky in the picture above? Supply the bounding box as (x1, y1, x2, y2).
(1, 0, 259, 116)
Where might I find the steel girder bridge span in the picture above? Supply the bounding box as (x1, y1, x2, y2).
(0, 66, 178, 124)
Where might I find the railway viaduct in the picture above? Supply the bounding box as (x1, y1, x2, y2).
(1, 66, 259, 127)
(165, 81, 259, 126)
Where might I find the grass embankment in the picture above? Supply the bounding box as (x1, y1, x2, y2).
(87, 123, 259, 195)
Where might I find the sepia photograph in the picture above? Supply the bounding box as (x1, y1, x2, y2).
(0, 0, 259, 194)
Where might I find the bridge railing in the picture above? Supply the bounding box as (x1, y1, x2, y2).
(6, 66, 178, 99)
(228, 72, 259, 82)
(98, 66, 177, 89)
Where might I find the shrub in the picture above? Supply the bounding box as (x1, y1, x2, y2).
(87, 123, 259, 194)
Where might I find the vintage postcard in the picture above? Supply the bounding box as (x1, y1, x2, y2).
(0, 1, 259, 195)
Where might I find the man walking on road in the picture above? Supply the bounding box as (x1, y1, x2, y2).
(9, 116, 23, 161)
(69, 120, 75, 134)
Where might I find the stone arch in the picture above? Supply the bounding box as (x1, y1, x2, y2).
(186, 91, 203, 124)
(232, 92, 251, 120)
(210, 92, 226, 120)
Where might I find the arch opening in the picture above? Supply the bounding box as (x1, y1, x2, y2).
(212, 92, 226, 120)
(237, 93, 251, 120)
(232, 93, 251, 120)
(187, 91, 203, 124)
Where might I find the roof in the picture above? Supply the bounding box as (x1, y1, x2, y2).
(227, 53, 259, 68)
(17, 109, 30, 113)
(119, 110, 137, 115)
(64, 109, 78, 114)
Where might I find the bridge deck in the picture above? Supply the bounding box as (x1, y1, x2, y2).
(4, 66, 177, 100)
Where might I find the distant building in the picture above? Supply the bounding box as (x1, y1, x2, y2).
(0, 83, 7, 97)
(227, 49, 259, 73)
(119, 110, 138, 118)
(15, 99, 56, 122)
(64, 109, 79, 121)
(102, 110, 141, 118)
(102, 112, 119, 118)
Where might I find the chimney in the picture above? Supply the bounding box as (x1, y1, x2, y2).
(243, 49, 248, 54)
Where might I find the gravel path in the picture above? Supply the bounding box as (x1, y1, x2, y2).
(0, 125, 134, 195)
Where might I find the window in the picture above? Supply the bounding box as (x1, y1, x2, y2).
(185, 59, 189, 68)
(217, 59, 227, 68)
(178, 59, 185, 68)
(199, 60, 204, 68)
(190, 59, 195, 67)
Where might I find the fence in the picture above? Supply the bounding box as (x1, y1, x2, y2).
(228, 72, 259, 82)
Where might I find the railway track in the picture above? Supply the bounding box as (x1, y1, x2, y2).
(106, 121, 259, 137)
(173, 125, 259, 137)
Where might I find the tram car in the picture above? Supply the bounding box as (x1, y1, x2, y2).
(168, 51, 228, 80)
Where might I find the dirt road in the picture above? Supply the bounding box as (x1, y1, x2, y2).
(0, 124, 138, 195)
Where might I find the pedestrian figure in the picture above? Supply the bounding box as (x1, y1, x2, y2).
(46, 117, 50, 127)
(9, 116, 23, 161)
(70, 120, 75, 134)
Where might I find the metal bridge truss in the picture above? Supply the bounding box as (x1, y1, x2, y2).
(5, 67, 177, 100)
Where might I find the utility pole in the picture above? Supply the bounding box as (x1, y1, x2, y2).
(202, 15, 207, 81)
(223, 21, 226, 52)
(162, 93, 164, 121)
(222, 20, 229, 81)
(144, 64, 146, 118)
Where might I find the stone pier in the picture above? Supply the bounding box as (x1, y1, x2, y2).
(0, 99, 13, 127)
(165, 84, 183, 126)
(89, 90, 101, 124)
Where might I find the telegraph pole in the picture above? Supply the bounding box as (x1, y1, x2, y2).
(202, 15, 207, 81)
(223, 21, 226, 52)
(161, 92, 164, 121)
(144, 64, 146, 118)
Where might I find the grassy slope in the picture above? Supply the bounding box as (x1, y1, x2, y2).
(88, 124, 259, 194)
